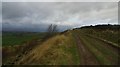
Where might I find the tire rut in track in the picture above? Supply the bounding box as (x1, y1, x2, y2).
(86, 35, 119, 64)
(86, 35, 119, 54)
(75, 35, 99, 65)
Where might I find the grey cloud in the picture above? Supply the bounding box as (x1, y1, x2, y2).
(2, 0, 119, 2)
(0, 2, 2, 32)
(2, 2, 118, 32)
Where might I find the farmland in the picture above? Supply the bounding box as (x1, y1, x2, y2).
(2, 25, 119, 65)
(2, 32, 46, 46)
(2, 32, 46, 64)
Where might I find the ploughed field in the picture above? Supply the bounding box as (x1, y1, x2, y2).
(2, 25, 119, 65)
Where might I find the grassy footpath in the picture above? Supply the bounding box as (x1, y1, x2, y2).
(16, 32, 80, 65)
(73, 30, 118, 65)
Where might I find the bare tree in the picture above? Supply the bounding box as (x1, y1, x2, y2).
(47, 24, 53, 34)
(46, 24, 58, 37)
(52, 25, 58, 33)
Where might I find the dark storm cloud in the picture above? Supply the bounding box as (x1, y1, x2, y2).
(2, 2, 118, 32)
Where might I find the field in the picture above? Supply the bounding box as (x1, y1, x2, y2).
(2, 32, 46, 46)
(2, 32, 46, 64)
(2, 25, 119, 65)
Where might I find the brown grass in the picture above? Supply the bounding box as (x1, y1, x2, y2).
(16, 33, 80, 65)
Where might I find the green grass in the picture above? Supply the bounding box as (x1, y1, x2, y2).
(39, 32, 80, 65)
(0, 34, 2, 46)
(2, 32, 46, 46)
(80, 28, 119, 46)
(63, 32, 80, 64)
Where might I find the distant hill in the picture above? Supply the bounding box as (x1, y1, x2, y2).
(80, 24, 120, 30)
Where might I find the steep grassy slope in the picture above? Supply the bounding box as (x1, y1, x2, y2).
(15, 32, 80, 65)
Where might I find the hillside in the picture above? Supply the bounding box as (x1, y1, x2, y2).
(2, 25, 119, 65)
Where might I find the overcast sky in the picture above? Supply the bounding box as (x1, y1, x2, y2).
(2, 2, 118, 32)
(2, 0, 119, 2)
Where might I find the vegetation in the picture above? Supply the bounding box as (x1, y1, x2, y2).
(2, 24, 119, 65)
(0, 33, 1, 46)
(2, 32, 46, 46)
(72, 30, 118, 65)
(45, 24, 59, 39)
(2, 32, 46, 64)
(79, 24, 120, 46)
(15, 32, 80, 65)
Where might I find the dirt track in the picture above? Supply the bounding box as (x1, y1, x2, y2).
(74, 32, 119, 65)
(75, 35, 99, 65)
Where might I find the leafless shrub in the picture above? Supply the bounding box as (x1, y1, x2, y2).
(46, 24, 59, 38)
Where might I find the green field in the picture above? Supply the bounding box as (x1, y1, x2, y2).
(2, 32, 47, 64)
(2, 32, 46, 46)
